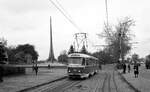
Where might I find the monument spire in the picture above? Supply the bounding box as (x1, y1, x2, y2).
(48, 16, 55, 62)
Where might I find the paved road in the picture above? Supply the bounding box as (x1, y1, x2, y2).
(0, 64, 135, 92)
(128, 64, 150, 92)
(29, 64, 134, 92)
(139, 64, 150, 79)
(100, 64, 134, 92)
(0, 68, 67, 92)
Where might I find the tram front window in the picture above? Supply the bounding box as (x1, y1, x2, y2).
(68, 58, 83, 65)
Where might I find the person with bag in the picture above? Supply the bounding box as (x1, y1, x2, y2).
(134, 63, 139, 78)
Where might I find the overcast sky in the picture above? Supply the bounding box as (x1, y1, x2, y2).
(0, 0, 150, 60)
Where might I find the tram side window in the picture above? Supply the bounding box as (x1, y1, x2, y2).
(86, 58, 92, 66)
(93, 60, 95, 66)
(86, 59, 89, 65)
(82, 58, 86, 65)
(90, 58, 93, 66)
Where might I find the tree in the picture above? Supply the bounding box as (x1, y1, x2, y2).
(6, 44, 38, 64)
(80, 45, 87, 54)
(132, 53, 139, 63)
(15, 44, 38, 61)
(58, 50, 68, 64)
(0, 37, 7, 46)
(0, 43, 8, 64)
(15, 51, 26, 63)
(68, 45, 75, 54)
(92, 50, 113, 64)
(99, 17, 135, 62)
(6, 46, 17, 64)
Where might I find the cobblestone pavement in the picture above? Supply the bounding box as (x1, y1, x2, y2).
(0, 68, 67, 92)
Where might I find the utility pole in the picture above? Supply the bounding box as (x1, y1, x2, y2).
(105, 0, 109, 26)
(118, 27, 124, 62)
(118, 26, 136, 63)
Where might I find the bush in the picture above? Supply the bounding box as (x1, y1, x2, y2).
(3, 67, 25, 76)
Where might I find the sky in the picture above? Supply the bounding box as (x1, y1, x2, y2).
(0, 0, 150, 60)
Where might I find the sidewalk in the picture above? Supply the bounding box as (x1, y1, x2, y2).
(0, 68, 67, 92)
(118, 64, 150, 92)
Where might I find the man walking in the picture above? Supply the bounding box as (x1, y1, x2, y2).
(134, 63, 139, 78)
(0, 66, 3, 82)
(123, 63, 126, 74)
(128, 63, 131, 73)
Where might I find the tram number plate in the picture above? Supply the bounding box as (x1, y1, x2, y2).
(73, 69, 77, 71)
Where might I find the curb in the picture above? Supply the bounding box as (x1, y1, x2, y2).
(17, 76, 68, 92)
(117, 71, 141, 92)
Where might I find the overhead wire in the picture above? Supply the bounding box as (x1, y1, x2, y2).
(105, 0, 109, 26)
(55, 0, 73, 22)
(49, 0, 89, 51)
(48, 0, 100, 51)
(104, 0, 113, 39)
(48, 0, 83, 32)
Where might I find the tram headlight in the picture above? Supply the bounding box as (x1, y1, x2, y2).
(78, 70, 81, 72)
(68, 70, 70, 72)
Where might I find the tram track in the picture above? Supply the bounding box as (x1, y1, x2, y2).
(113, 71, 119, 92)
(91, 72, 106, 92)
(19, 76, 83, 92)
(32, 78, 73, 92)
(101, 70, 119, 92)
(18, 66, 126, 92)
(61, 81, 82, 92)
(18, 76, 68, 92)
(108, 73, 111, 92)
(50, 80, 81, 92)
(102, 72, 108, 92)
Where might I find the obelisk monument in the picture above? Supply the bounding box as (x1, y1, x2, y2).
(47, 16, 55, 62)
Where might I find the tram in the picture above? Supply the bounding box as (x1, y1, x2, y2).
(67, 53, 99, 79)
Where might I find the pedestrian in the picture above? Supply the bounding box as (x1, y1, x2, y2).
(0, 66, 3, 82)
(32, 65, 35, 72)
(34, 66, 38, 75)
(122, 63, 124, 73)
(123, 63, 126, 74)
(48, 64, 50, 69)
(99, 65, 102, 70)
(128, 63, 131, 73)
(32, 60, 35, 72)
(134, 64, 139, 78)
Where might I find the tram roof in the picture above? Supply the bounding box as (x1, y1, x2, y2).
(68, 53, 98, 60)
